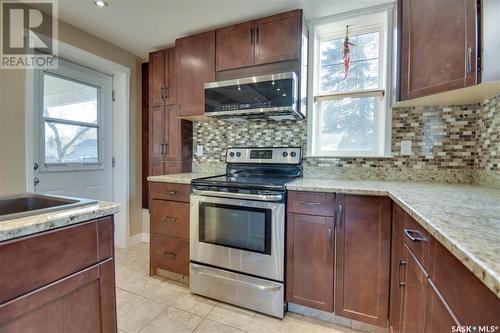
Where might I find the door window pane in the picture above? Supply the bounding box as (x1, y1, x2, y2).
(44, 122, 98, 163)
(318, 97, 376, 152)
(43, 74, 98, 124)
(199, 203, 271, 255)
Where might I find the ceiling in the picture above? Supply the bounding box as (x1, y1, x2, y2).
(57, 0, 393, 60)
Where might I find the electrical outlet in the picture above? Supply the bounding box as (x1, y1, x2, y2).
(400, 140, 412, 156)
(196, 145, 204, 156)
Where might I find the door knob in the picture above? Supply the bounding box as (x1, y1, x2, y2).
(33, 162, 39, 170)
(34, 177, 40, 186)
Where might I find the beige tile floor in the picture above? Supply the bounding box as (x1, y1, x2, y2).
(115, 243, 365, 333)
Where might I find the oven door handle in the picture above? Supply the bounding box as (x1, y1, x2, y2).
(191, 264, 282, 292)
(192, 190, 283, 202)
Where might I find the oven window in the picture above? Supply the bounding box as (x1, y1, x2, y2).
(199, 203, 272, 255)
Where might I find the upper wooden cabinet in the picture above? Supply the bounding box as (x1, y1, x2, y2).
(176, 31, 215, 118)
(149, 48, 176, 106)
(335, 194, 391, 327)
(216, 9, 301, 71)
(399, 0, 478, 100)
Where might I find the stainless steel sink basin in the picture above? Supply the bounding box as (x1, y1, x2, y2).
(0, 193, 98, 221)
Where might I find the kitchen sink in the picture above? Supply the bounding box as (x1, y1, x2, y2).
(0, 193, 98, 221)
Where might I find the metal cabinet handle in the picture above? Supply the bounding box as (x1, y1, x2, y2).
(161, 216, 177, 222)
(336, 204, 343, 228)
(467, 47, 473, 73)
(160, 143, 164, 155)
(327, 226, 333, 249)
(298, 201, 321, 206)
(398, 259, 407, 287)
(255, 27, 259, 43)
(250, 28, 254, 44)
(164, 86, 168, 99)
(404, 229, 427, 242)
(163, 251, 176, 259)
(163, 190, 177, 194)
(160, 87, 165, 99)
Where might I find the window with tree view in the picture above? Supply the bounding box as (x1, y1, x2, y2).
(310, 9, 391, 157)
(42, 73, 100, 164)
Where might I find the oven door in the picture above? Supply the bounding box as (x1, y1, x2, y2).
(190, 194, 285, 281)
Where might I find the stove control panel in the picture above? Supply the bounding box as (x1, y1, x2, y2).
(226, 147, 301, 164)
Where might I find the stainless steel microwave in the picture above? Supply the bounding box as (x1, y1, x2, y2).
(204, 72, 303, 121)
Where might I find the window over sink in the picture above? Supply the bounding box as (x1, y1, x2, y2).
(307, 5, 394, 157)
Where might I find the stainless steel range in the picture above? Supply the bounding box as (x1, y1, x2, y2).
(189, 147, 302, 318)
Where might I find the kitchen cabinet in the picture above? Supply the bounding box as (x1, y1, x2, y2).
(215, 10, 301, 72)
(399, 0, 478, 100)
(149, 48, 176, 107)
(286, 213, 334, 312)
(149, 182, 191, 277)
(424, 279, 458, 332)
(389, 205, 405, 333)
(176, 31, 215, 118)
(0, 217, 116, 332)
(335, 195, 391, 327)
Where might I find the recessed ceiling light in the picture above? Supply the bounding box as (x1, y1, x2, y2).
(94, 0, 108, 7)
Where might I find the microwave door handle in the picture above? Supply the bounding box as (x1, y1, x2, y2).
(192, 189, 282, 202)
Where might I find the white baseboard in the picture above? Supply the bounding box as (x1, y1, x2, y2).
(141, 232, 150, 243)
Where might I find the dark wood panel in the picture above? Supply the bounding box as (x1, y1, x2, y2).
(254, 10, 301, 65)
(142, 62, 149, 209)
(98, 259, 117, 333)
(176, 31, 215, 118)
(335, 195, 391, 327)
(149, 182, 190, 202)
(216, 21, 255, 71)
(97, 216, 114, 261)
(164, 105, 193, 162)
(148, 50, 164, 107)
(148, 105, 164, 162)
(287, 191, 335, 217)
(399, 0, 478, 100)
(150, 199, 189, 239)
(424, 279, 460, 333)
(164, 47, 177, 105)
(400, 244, 428, 333)
(148, 161, 164, 177)
(389, 204, 405, 333)
(403, 211, 430, 270)
(0, 221, 99, 304)
(150, 234, 189, 276)
(286, 213, 334, 312)
(428, 238, 500, 326)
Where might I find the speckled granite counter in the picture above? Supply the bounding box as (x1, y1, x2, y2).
(0, 201, 120, 242)
(147, 172, 222, 184)
(287, 178, 500, 298)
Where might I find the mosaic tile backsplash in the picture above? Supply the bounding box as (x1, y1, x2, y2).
(193, 94, 500, 185)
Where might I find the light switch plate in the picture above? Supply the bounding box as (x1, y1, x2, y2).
(196, 145, 203, 156)
(400, 140, 412, 155)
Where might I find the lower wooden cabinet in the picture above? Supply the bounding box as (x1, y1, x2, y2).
(286, 213, 334, 312)
(335, 194, 391, 327)
(0, 216, 117, 333)
(424, 279, 458, 332)
(149, 182, 190, 277)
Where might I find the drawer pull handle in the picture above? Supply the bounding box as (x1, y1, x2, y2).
(398, 259, 407, 287)
(161, 216, 177, 222)
(163, 251, 176, 259)
(164, 190, 177, 194)
(298, 201, 321, 206)
(404, 229, 427, 242)
(327, 226, 333, 249)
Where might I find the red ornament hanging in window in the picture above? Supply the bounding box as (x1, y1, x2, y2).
(343, 25, 356, 79)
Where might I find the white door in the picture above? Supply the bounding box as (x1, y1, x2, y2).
(33, 59, 113, 201)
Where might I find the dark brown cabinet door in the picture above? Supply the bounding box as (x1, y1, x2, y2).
(254, 10, 301, 65)
(400, 0, 478, 100)
(149, 105, 165, 162)
(149, 50, 165, 107)
(176, 31, 215, 118)
(389, 205, 405, 333)
(286, 213, 334, 312)
(424, 279, 459, 333)
(335, 195, 391, 327)
(164, 48, 176, 105)
(164, 105, 179, 161)
(400, 244, 428, 333)
(216, 21, 255, 71)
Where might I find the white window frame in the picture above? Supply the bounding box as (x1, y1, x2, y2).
(307, 4, 395, 158)
(36, 59, 109, 172)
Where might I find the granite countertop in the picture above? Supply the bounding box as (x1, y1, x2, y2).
(0, 201, 120, 242)
(287, 178, 500, 298)
(147, 172, 222, 184)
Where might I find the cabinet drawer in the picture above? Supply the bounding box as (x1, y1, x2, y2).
(403, 214, 430, 269)
(0, 220, 101, 303)
(151, 234, 189, 276)
(150, 199, 189, 239)
(287, 191, 335, 216)
(149, 182, 190, 202)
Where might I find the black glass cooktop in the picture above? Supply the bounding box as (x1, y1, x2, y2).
(192, 175, 297, 190)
